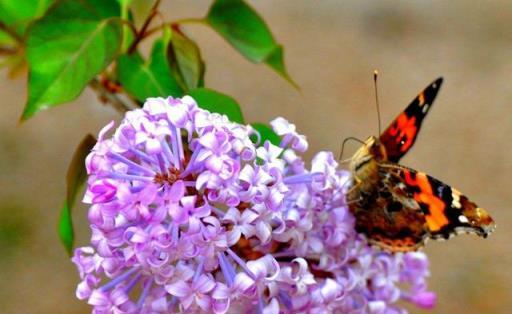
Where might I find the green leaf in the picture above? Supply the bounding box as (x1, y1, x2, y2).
(58, 201, 74, 256)
(117, 34, 183, 101)
(189, 88, 244, 123)
(22, 0, 123, 120)
(265, 45, 298, 88)
(0, 0, 53, 28)
(168, 27, 205, 92)
(206, 0, 295, 86)
(207, 0, 275, 62)
(58, 134, 96, 256)
(251, 122, 280, 146)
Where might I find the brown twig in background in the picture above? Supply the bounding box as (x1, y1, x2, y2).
(127, 0, 162, 54)
(0, 45, 17, 55)
(0, 21, 23, 43)
(144, 18, 206, 39)
(89, 78, 133, 114)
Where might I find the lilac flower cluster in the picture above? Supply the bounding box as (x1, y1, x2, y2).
(73, 96, 435, 313)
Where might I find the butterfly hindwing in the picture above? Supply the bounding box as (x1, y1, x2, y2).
(379, 163, 495, 240)
(379, 77, 443, 163)
(352, 162, 495, 252)
(350, 175, 428, 252)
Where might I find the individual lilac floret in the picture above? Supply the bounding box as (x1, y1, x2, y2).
(73, 96, 435, 313)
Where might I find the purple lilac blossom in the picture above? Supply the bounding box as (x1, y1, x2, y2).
(73, 96, 435, 313)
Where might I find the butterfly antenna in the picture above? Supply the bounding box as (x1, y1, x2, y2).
(339, 136, 366, 161)
(374, 70, 382, 135)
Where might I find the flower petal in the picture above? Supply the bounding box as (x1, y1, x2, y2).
(165, 280, 191, 297)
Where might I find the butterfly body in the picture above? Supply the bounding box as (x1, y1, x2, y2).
(348, 77, 495, 252)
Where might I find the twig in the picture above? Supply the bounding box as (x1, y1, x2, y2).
(171, 18, 206, 25)
(127, 0, 162, 54)
(0, 45, 17, 55)
(0, 21, 23, 44)
(144, 18, 206, 39)
(119, 19, 139, 38)
(89, 78, 133, 114)
(143, 24, 165, 39)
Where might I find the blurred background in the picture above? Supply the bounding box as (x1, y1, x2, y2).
(1, 0, 511, 313)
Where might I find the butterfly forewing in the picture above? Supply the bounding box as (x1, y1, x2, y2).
(379, 77, 443, 163)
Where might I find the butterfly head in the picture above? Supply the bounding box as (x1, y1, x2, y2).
(350, 136, 388, 170)
(349, 136, 389, 191)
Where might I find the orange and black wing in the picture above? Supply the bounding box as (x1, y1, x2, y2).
(350, 188, 428, 252)
(380, 163, 495, 240)
(350, 162, 495, 252)
(379, 77, 443, 163)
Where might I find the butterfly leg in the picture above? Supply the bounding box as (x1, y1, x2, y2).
(346, 196, 363, 205)
(346, 176, 362, 195)
(345, 177, 364, 205)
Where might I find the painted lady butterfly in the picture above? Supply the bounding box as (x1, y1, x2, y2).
(348, 77, 496, 252)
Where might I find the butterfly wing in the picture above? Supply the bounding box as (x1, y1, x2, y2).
(350, 162, 495, 252)
(350, 189, 428, 252)
(380, 163, 495, 239)
(379, 77, 443, 163)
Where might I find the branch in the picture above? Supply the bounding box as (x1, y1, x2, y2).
(171, 18, 206, 26)
(0, 21, 23, 44)
(0, 45, 18, 55)
(127, 0, 162, 54)
(144, 18, 206, 39)
(89, 78, 133, 114)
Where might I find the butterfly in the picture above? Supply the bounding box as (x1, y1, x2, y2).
(347, 77, 496, 252)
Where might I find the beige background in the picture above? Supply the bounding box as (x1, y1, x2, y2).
(1, 1, 511, 313)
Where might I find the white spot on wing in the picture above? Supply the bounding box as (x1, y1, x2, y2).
(458, 215, 469, 224)
(452, 190, 462, 209)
